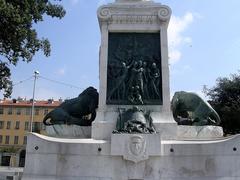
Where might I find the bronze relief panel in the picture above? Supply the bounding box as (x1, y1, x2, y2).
(107, 33, 162, 105)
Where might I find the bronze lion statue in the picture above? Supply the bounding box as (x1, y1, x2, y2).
(171, 91, 221, 126)
(43, 87, 99, 126)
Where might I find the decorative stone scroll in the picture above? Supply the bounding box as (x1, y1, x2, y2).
(158, 5, 171, 21)
(97, 6, 111, 20)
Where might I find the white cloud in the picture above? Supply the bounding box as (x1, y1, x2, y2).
(193, 12, 204, 19)
(171, 64, 193, 75)
(168, 12, 194, 64)
(169, 50, 181, 64)
(56, 67, 66, 76)
(70, 0, 80, 5)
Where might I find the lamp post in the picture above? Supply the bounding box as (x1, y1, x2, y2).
(30, 71, 39, 132)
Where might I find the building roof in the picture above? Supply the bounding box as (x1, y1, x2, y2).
(0, 99, 61, 108)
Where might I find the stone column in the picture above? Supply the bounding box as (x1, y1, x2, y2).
(92, 0, 177, 140)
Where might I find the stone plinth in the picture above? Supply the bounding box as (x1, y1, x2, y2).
(22, 133, 240, 180)
(45, 125, 91, 138)
(92, 0, 177, 141)
(177, 126, 224, 140)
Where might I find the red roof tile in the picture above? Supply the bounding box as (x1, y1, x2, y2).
(0, 100, 61, 107)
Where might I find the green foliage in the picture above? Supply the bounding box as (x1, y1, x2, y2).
(0, 146, 19, 153)
(204, 71, 240, 134)
(0, 0, 66, 97)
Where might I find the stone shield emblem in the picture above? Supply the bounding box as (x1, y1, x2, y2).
(124, 135, 148, 163)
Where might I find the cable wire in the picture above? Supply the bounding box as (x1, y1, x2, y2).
(12, 76, 34, 86)
(39, 75, 83, 89)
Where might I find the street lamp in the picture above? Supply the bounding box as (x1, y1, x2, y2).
(30, 71, 39, 132)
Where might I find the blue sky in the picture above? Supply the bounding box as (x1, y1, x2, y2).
(2, 0, 240, 100)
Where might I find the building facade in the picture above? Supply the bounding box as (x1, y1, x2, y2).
(0, 99, 61, 167)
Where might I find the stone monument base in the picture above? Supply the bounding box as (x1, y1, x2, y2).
(23, 133, 240, 180)
(177, 125, 224, 140)
(45, 125, 91, 138)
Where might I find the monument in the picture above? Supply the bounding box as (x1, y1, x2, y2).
(92, 0, 177, 140)
(22, 0, 240, 180)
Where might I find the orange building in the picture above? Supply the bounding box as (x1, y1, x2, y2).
(0, 98, 61, 167)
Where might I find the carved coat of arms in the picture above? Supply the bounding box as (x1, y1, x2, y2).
(124, 135, 148, 163)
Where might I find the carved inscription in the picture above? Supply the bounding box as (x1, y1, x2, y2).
(111, 15, 156, 24)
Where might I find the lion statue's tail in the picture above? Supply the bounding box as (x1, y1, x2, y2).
(208, 107, 221, 126)
(43, 111, 53, 126)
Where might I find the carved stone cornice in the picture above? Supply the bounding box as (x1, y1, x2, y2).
(97, 2, 171, 25)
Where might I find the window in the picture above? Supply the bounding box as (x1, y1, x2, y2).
(1, 156, 10, 166)
(23, 136, 27, 145)
(0, 121, 4, 129)
(15, 121, 20, 129)
(25, 108, 30, 115)
(0, 135, 2, 144)
(5, 136, 10, 144)
(25, 122, 29, 131)
(16, 108, 21, 115)
(35, 108, 40, 115)
(7, 108, 13, 115)
(0, 108, 3, 114)
(19, 150, 26, 167)
(44, 109, 48, 115)
(14, 136, 18, 144)
(6, 121, 11, 129)
(6, 176, 14, 180)
(33, 122, 41, 133)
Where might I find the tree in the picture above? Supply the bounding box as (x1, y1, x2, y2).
(0, 0, 66, 97)
(204, 71, 240, 134)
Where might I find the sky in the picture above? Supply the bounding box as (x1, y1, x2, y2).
(2, 0, 240, 100)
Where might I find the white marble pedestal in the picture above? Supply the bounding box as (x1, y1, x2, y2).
(22, 133, 240, 180)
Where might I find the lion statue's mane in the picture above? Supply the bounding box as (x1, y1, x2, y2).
(43, 87, 99, 126)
